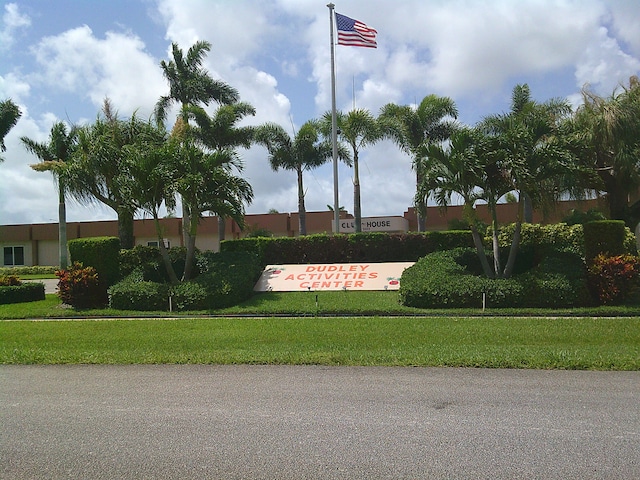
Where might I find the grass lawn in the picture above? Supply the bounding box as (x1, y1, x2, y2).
(1, 315, 638, 369)
(1, 293, 639, 369)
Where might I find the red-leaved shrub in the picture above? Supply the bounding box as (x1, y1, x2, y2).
(587, 253, 640, 305)
(56, 261, 107, 308)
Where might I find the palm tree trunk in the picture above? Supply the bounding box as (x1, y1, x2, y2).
(154, 213, 180, 284)
(416, 170, 426, 232)
(297, 167, 306, 236)
(117, 206, 135, 249)
(181, 212, 198, 281)
(490, 203, 502, 278)
(471, 224, 494, 279)
(354, 153, 361, 233)
(503, 195, 524, 278)
(218, 216, 226, 251)
(58, 185, 68, 269)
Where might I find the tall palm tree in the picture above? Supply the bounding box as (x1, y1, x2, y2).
(256, 120, 339, 235)
(480, 84, 578, 277)
(380, 95, 458, 231)
(21, 122, 77, 269)
(155, 40, 240, 247)
(320, 109, 380, 233)
(570, 76, 640, 226)
(0, 99, 21, 162)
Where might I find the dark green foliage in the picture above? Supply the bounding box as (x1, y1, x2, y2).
(56, 261, 108, 308)
(583, 220, 629, 262)
(108, 280, 170, 311)
(118, 245, 197, 283)
(192, 251, 263, 309)
(108, 251, 261, 311)
(0, 283, 45, 304)
(562, 208, 607, 225)
(399, 248, 590, 309)
(221, 231, 473, 265)
(69, 236, 121, 286)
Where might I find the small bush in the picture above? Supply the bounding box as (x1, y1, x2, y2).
(587, 253, 640, 305)
(56, 262, 108, 309)
(169, 281, 208, 311)
(0, 283, 45, 304)
(108, 280, 170, 311)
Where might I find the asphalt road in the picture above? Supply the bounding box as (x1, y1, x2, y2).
(1, 365, 639, 479)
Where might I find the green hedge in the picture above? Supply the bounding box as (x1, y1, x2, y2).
(221, 231, 473, 265)
(0, 283, 46, 304)
(69, 236, 121, 286)
(108, 251, 262, 311)
(399, 248, 590, 309)
(0, 266, 58, 276)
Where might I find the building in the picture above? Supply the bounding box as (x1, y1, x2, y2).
(1, 200, 603, 267)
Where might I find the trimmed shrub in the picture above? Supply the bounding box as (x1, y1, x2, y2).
(108, 251, 262, 311)
(56, 262, 108, 308)
(0, 275, 22, 286)
(108, 280, 170, 311)
(0, 266, 58, 276)
(587, 253, 640, 305)
(169, 281, 208, 311)
(0, 283, 45, 304)
(583, 220, 628, 262)
(69, 237, 121, 287)
(399, 248, 590, 309)
(221, 231, 473, 265)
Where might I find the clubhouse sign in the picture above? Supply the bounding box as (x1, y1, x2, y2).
(332, 216, 408, 233)
(254, 262, 415, 291)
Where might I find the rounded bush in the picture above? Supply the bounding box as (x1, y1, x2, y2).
(108, 280, 170, 311)
(399, 248, 590, 309)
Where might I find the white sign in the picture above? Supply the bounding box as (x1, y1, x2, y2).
(332, 216, 408, 233)
(254, 262, 414, 292)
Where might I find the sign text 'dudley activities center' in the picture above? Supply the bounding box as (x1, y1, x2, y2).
(254, 263, 415, 292)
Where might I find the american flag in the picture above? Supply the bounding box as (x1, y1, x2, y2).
(335, 12, 377, 48)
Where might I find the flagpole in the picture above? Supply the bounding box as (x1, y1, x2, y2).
(327, 3, 339, 234)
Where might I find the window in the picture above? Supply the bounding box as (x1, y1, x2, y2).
(4, 246, 25, 266)
(147, 240, 170, 248)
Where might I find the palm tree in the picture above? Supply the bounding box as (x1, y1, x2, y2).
(422, 127, 507, 278)
(380, 95, 458, 231)
(320, 109, 380, 233)
(0, 99, 21, 162)
(480, 84, 578, 277)
(21, 122, 77, 269)
(66, 99, 167, 249)
(155, 40, 240, 248)
(256, 120, 337, 235)
(570, 76, 640, 227)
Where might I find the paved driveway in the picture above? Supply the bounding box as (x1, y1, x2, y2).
(2, 365, 639, 479)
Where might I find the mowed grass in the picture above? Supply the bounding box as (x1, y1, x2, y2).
(1, 315, 639, 369)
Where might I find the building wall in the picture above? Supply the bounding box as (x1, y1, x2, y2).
(0, 201, 608, 267)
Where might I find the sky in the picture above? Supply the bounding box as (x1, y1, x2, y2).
(1, 0, 639, 226)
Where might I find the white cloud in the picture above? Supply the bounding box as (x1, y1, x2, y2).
(0, 3, 30, 51)
(29, 26, 165, 117)
(575, 26, 640, 94)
